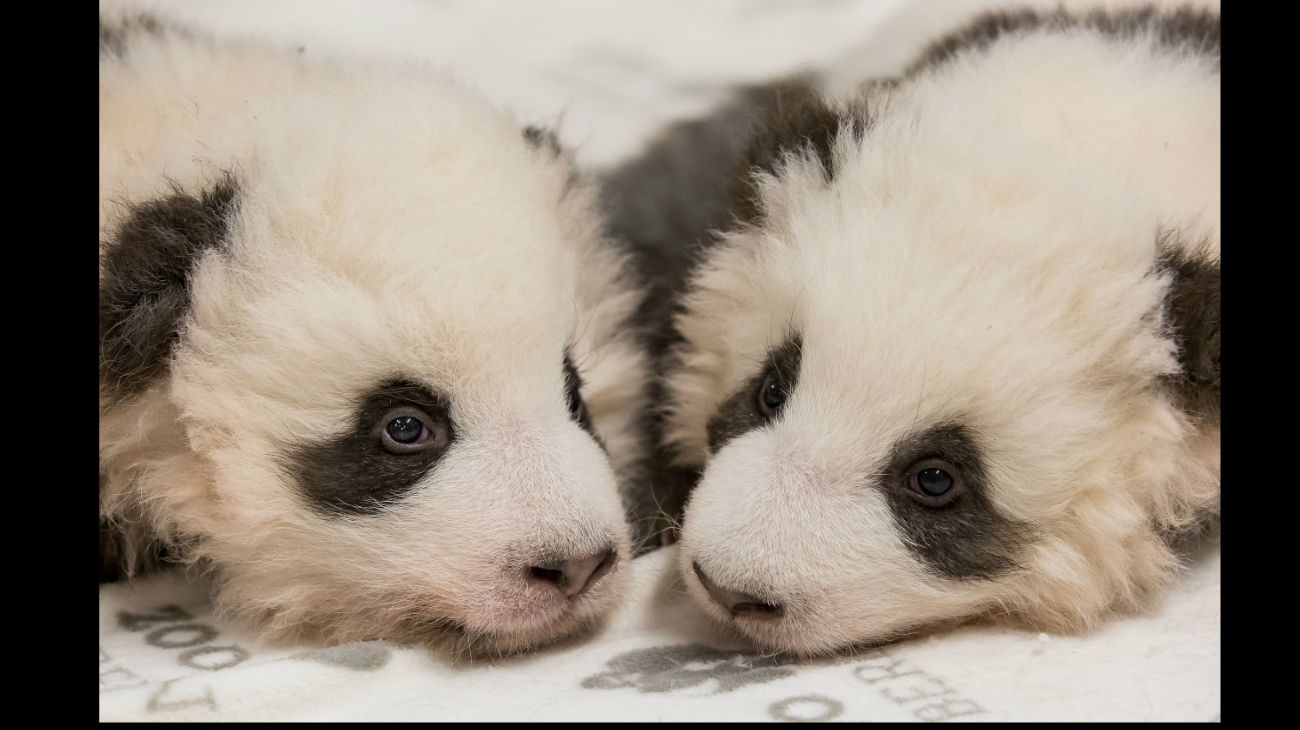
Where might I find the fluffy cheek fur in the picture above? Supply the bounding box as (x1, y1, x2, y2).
(111, 353, 634, 655)
(164, 273, 634, 654)
(191, 431, 630, 655)
(678, 433, 986, 656)
(100, 386, 633, 656)
(677, 385, 1212, 656)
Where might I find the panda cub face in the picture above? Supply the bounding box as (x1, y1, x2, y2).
(99, 18, 648, 655)
(660, 8, 1220, 655)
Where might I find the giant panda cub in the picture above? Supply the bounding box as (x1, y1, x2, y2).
(98, 11, 652, 656)
(607, 5, 1220, 655)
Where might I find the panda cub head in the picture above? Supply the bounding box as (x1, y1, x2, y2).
(98, 15, 649, 655)
(659, 6, 1220, 655)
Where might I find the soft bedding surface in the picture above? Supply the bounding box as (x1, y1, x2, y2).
(100, 544, 1219, 722)
(98, 0, 1221, 721)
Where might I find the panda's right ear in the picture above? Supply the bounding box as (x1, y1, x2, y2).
(99, 176, 238, 400)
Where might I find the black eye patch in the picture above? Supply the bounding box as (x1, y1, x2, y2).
(288, 379, 455, 517)
(879, 422, 1032, 580)
(706, 336, 802, 454)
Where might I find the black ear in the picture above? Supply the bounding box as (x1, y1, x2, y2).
(99, 176, 239, 400)
(1159, 242, 1220, 421)
(727, 79, 872, 224)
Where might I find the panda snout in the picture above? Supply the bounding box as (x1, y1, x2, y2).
(692, 562, 785, 620)
(525, 547, 618, 600)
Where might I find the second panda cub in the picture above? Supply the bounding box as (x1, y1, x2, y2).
(608, 5, 1220, 655)
(99, 12, 651, 655)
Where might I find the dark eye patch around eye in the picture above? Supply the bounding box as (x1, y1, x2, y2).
(879, 422, 1033, 580)
(706, 335, 802, 454)
(288, 379, 455, 517)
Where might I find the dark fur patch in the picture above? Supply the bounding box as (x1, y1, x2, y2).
(100, 470, 124, 582)
(564, 352, 599, 442)
(909, 4, 1220, 75)
(99, 176, 239, 401)
(98, 516, 177, 583)
(601, 85, 780, 314)
(1160, 503, 1220, 559)
(727, 81, 871, 225)
(99, 519, 127, 583)
(601, 81, 867, 546)
(100, 14, 164, 56)
(631, 464, 702, 553)
(100, 471, 179, 583)
(601, 85, 808, 549)
(523, 125, 563, 157)
(609, 81, 875, 539)
(880, 423, 1032, 581)
(1157, 239, 1220, 422)
(288, 380, 456, 517)
(707, 336, 803, 454)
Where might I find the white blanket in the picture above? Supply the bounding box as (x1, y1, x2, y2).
(98, 0, 1221, 721)
(99, 544, 1219, 722)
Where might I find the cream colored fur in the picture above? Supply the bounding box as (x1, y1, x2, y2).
(665, 7, 1219, 655)
(99, 11, 650, 655)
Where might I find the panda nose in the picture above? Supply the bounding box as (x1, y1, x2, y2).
(527, 548, 617, 599)
(693, 562, 784, 619)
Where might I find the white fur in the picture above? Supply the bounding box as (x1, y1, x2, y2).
(665, 7, 1219, 655)
(99, 12, 650, 655)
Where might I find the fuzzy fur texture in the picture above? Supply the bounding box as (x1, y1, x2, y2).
(98, 9, 651, 656)
(639, 4, 1220, 655)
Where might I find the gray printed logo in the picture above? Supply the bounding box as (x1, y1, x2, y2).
(292, 641, 393, 671)
(582, 644, 795, 695)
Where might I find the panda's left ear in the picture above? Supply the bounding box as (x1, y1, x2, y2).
(1160, 244, 1220, 420)
(99, 175, 239, 401)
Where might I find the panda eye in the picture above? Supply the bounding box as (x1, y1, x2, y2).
(378, 406, 447, 455)
(756, 368, 789, 418)
(904, 459, 963, 506)
(386, 416, 425, 444)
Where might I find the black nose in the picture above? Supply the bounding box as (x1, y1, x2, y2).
(528, 548, 617, 599)
(692, 562, 784, 619)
